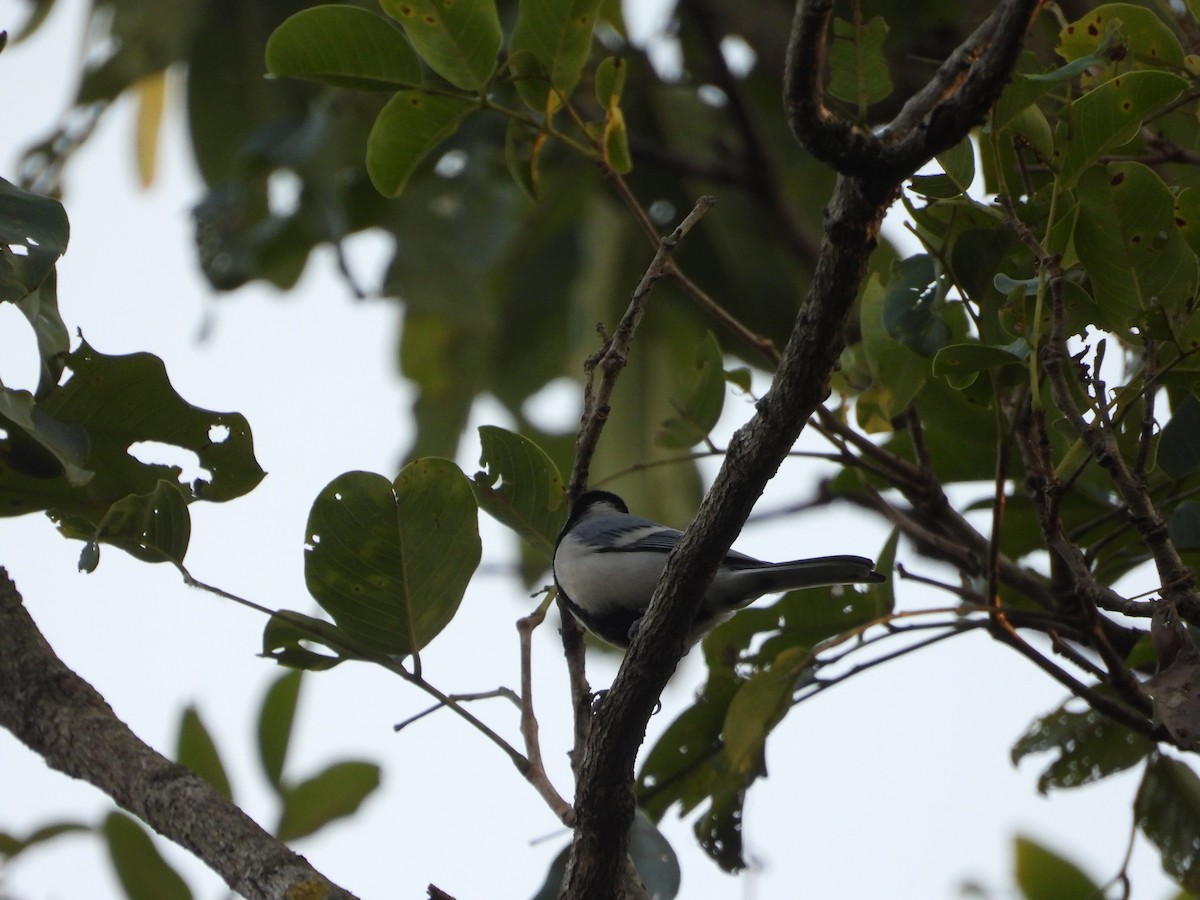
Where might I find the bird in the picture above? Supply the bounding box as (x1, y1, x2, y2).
(552, 489, 886, 648)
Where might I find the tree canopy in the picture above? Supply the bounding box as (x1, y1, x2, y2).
(6, 0, 1200, 898)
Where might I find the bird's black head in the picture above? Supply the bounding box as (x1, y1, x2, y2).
(558, 490, 629, 541)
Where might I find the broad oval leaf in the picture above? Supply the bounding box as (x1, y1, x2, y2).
(266, 5, 422, 90)
(379, 0, 500, 91)
(828, 15, 892, 108)
(366, 91, 476, 197)
(275, 760, 381, 842)
(304, 460, 481, 657)
(510, 0, 603, 112)
(656, 331, 726, 449)
(88, 479, 191, 569)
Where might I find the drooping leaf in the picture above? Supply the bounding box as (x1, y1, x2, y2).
(1137, 756, 1200, 891)
(266, 5, 422, 90)
(0, 385, 91, 488)
(909, 137, 975, 199)
(261, 610, 351, 671)
(0, 175, 70, 302)
(510, 0, 604, 112)
(379, 0, 501, 91)
(304, 461, 481, 657)
(1054, 71, 1187, 188)
(1013, 835, 1103, 900)
(15, 269, 70, 395)
(84, 479, 192, 569)
(471, 425, 566, 560)
(881, 254, 949, 357)
(366, 91, 476, 197)
(275, 760, 381, 842)
(176, 705, 233, 802)
(257, 669, 303, 790)
(102, 813, 193, 900)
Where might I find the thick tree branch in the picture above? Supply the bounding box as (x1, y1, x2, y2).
(0, 568, 359, 900)
(562, 3, 1043, 896)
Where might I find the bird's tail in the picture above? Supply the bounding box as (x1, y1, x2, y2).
(729, 555, 885, 602)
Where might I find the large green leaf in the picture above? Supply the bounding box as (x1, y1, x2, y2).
(471, 425, 566, 560)
(1055, 71, 1186, 188)
(379, 0, 500, 91)
(1137, 756, 1200, 891)
(1057, 4, 1186, 82)
(304, 461, 481, 657)
(275, 760, 381, 842)
(102, 813, 192, 900)
(176, 705, 233, 803)
(510, 0, 604, 112)
(1075, 162, 1199, 328)
(0, 174, 69, 302)
(257, 669, 303, 790)
(366, 91, 476, 196)
(266, 5, 422, 90)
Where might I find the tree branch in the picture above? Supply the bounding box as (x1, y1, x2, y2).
(0, 568, 360, 900)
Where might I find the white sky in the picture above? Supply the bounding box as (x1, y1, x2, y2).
(0, 2, 1182, 899)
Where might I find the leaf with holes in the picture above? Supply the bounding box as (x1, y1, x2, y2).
(472, 425, 565, 560)
(379, 0, 500, 90)
(0, 175, 69, 302)
(266, 5, 422, 90)
(304, 461, 481, 657)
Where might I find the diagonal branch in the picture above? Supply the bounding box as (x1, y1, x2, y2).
(0, 568, 360, 900)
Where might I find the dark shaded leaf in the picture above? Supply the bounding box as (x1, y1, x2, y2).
(1137, 756, 1200, 891)
(1011, 701, 1153, 793)
(261, 610, 350, 671)
(471, 425, 566, 560)
(0, 175, 69, 301)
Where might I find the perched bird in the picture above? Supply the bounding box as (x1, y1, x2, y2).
(552, 489, 886, 648)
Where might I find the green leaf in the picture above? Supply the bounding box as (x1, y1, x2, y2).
(0, 822, 92, 860)
(1137, 756, 1200, 891)
(511, 0, 603, 112)
(656, 331, 726, 448)
(176, 705, 233, 802)
(15, 269, 70, 395)
(87, 479, 191, 569)
(1075, 162, 1199, 328)
(932, 340, 1028, 390)
(275, 760, 381, 842)
(1174, 188, 1200, 258)
(0, 175, 69, 302)
(881, 255, 949, 357)
(1011, 701, 1153, 793)
(828, 15, 892, 109)
(257, 669, 303, 790)
(1160, 395, 1200, 479)
(910, 138, 975, 199)
(0, 385, 91, 487)
(366, 91, 476, 197)
(858, 272, 929, 431)
(261, 610, 350, 671)
(1170, 502, 1200, 550)
(379, 0, 501, 91)
(266, 5, 422, 90)
(102, 813, 193, 900)
(1014, 835, 1103, 900)
(594, 55, 626, 107)
(471, 425, 566, 560)
(304, 461, 482, 657)
(1054, 71, 1187, 188)
(1057, 4, 1186, 81)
